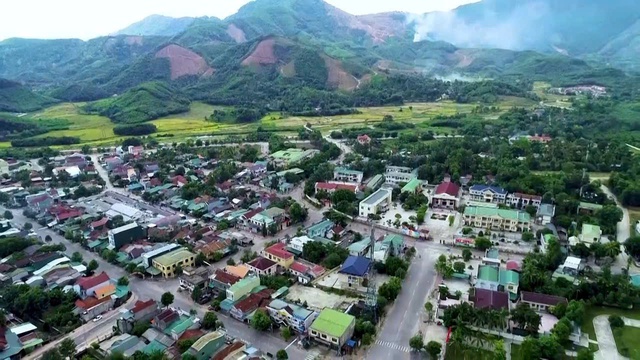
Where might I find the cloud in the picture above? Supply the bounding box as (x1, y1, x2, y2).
(408, 1, 552, 51)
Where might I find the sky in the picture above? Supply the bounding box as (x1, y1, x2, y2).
(0, 0, 477, 41)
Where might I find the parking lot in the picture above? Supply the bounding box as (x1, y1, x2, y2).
(285, 285, 360, 312)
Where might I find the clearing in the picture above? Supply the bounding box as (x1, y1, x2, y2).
(285, 285, 359, 312)
(532, 81, 574, 109)
(612, 325, 640, 359)
(582, 306, 640, 340)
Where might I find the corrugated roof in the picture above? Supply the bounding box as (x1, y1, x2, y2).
(190, 331, 224, 351)
(464, 206, 531, 222)
(521, 291, 568, 306)
(310, 309, 354, 338)
(339, 256, 371, 277)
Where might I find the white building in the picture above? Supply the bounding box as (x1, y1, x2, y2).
(384, 166, 416, 187)
(507, 193, 542, 209)
(289, 235, 315, 253)
(106, 203, 143, 222)
(333, 167, 364, 184)
(359, 189, 392, 218)
(469, 185, 508, 204)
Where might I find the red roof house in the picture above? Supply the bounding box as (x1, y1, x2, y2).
(76, 271, 110, 291)
(357, 134, 371, 145)
(432, 181, 461, 209)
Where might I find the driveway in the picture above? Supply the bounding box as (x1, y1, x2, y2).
(593, 315, 626, 360)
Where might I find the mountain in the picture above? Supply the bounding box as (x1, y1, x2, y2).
(114, 15, 196, 37)
(412, 0, 640, 57)
(0, 78, 57, 112)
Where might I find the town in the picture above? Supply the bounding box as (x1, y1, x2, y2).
(0, 122, 634, 360)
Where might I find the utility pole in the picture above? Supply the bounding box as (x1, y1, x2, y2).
(579, 142, 591, 200)
(365, 221, 378, 323)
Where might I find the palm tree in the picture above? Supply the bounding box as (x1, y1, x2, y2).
(604, 242, 621, 260)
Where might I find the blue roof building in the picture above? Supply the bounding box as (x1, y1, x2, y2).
(339, 256, 371, 277)
(470, 184, 508, 204)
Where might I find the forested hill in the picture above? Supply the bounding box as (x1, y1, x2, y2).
(0, 0, 637, 115)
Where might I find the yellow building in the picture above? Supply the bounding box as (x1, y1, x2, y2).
(260, 242, 294, 270)
(152, 248, 196, 278)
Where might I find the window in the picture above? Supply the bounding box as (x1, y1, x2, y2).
(321, 334, 327, 339)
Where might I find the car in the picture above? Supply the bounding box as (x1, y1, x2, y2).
(92, 315, 103, 322)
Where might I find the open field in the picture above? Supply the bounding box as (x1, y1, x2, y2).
(533, 81, 574, 109)
(612, 325, 640, 359)
(6, 96, 541, 148)
(444, 343, 494, 360)
(531, 171, 612, 182)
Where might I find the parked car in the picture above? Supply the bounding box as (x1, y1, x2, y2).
(92, 315, 103, 322)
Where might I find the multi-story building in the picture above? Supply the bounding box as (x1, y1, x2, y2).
(463, 206, 531, 232)
(507, 193, 542, 209)
(309, 309, 356, 349)
(469, 185, 508, 204)
(151, 248, 196, 278)
(246, 257, 278, 276)
(358, 188, 392, 218)
(266, 299, 318, 333)
(432, 181, 462, 209)
(260, 242, 294, 270)
(226, 276, 260, 302)
(333, 167, 364, 184)
(108, 222, 144, 250)
(384, 166, 416, 187)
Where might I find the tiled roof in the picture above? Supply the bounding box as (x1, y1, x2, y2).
(91, 217, 109, 228)
(178, 329, 204, 341)
(131, 299, 156, 314)
(95, 283, 116, 298)
(315, 182, 358, 192)
(242, 208, 263, 220)
(75, 271, 110, 290)
(521, 291, 568, 306)
(512, 193, 542, 200)
(435, 181, 461, 197)
(473, 288, 509, 310)
(289, 261, 309, 274)
(247, 257, 277, 271)
(75, 295, 111, 310)
(233, 289, 274, 313)
(197, 240, 230, 256)
(212, 269, 241, 286)
(212, 342, 245, 360)
(506, 260, 522, 271)
(156, 309, 179, 324)
(264, 242, 293, 260)
(470, 184, 507, 195)
(225, 265, 250, 278)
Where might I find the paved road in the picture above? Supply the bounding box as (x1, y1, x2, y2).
(366, 241, 440, 360)
(593, 315, 626, 360)
(600, 185, 635, 273)
(5, 208, 309, 360)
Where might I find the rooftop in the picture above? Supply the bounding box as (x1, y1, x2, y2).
(334, 167, 363, 176)
(264, 242, 293, 260)
(191, 331, 224, 351)
(75, 271, 110, 290)
(110, 222, 140, 234)
(152, 248, 195, 268)
(310, 309, 355, 338)
(339, 256, 371, 277)
(435, 181, 461, 197)
(247, 256, 277, 271)
(470, 184, 507, 195)
(473, 288, 509, 310)
(401, 178, 422, 193)
(521, 291, 568, 306)
(464, 206, 531, 222)
(361, 188, 390, 206)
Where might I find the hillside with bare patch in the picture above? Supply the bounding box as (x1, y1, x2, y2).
(323, 55, 358, 90)
(226, 24, 247, 43)
(155, 44, 214, 80)
(324, 3, 407, 43)
(241, 38, 279, 66)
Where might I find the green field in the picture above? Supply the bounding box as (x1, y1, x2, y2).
(8, 96, 540, 148)
(612, 325, 640, 358)
(532, 81, 574, 109)
(581, 306, 640, 340)
(531, 171, 611, 182)
(444, 342, 494, 360)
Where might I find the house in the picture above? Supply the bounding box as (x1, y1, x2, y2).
(187, 331, 226, 360)
(288, 260, 325, 284)
(577, 202, 603, 215)
(306, 219, 335, 238)
(520, 292, 568, 312)
(25, 193, 54, 213)
(108, 222, 144, 250)
(75, 271, 111, 299)
(153, 309, 180, 332)
(315, 182, 358, 194)
(246, 257, 278, 276)
(357, 134, 371, 145)
(91, 217, 109, 231)
(475, 265, 520, 301)
(365, 174, 384, 191)
(400, 178, 422, 194)
(266, 299, 318, 333)
(225, 264, 250, 279)
(579, 223, 601, 244)
(333, 167, 364, 184)
(211, 342, 246, 360)
(463, 206, 531, 232)
(347, 238, 371, 257)
(472, 288, 509, 311)
(151, 248, 196, 278)
(432, 181, 461, 209)
(209, 269, 241, 293)
(384, 166, 416, 187)
(230, 288, 274, 321)
(226, 276, 260, 302)
(328, 225, 346, 239)
(339, 256, 371, 288)
(288, 235, 316, 254)
(107, 203, 143, 222)
(309, 309, 355, 349)
(141, 243, 182, 268)
(469, 185, 508, 204)
(179, 267, 209, 294)
(507, 193, 542, 209)
(75, 295, 114, 319)
(270, 148, 318, 167)
(261, 242, 294, 269)
(359, 188, 392, 218)
(381, 234, 404, 257)
(129, 299, 160, 322)
(537, 204, 555, 225)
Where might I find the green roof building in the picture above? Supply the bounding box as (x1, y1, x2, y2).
(187, 331, 225, 360)
(227, 276, 260, 302)
(309, 309, 356, 349)
(463, 206, 531, 232)
(151, 248, 196, 278)
(271, 148, 317, 166)
(476, 264, 520, 301)
(401, 178, 422, 194)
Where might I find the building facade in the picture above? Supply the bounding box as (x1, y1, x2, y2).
(469, 185, 508, 204)
(463, 206, 531, 232)
(358, 189, 392, 218)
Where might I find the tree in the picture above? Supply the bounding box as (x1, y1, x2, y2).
(462, 249, 472, 262)
(24, 222, 32, 231)
(58, 338, 77, 359)
(625, 236, 640, 258)
(493, 339, 507, 360)
(409, 334, 424, 351)
(3, 210, 12, 220)
(191, 286, 203, 303)
(45, 235, 52, 242)
(131, 322, 150, 337)
(474, 237, 492, 251)
(41, 349, 63, 360)
(551, 318, 572, 344)
(71, 251, 83, 263)
(597, 205, 623, 234)
(202, 312, 218, 330)
(510, 303, 541, 334)
(572, 242, 591, 258)
(280, 327, 293, 340)
(87, 259, 99, 272)
(435, 254, 453, 279)
(603, 241, 621, 260)
(252, 309, 272, 331)
(289, 202, 308, 224)
(177, 339, 196, 353)
(453, 261, 466, 273)
(161, 292, 174, 308)
(276, 349, 288, 360)
(521, 232, 535, 242)
(227, 258, 236, 266)
(609, 315, 624, 328)
(425, 341, 442, 359)
(576, 348, 594, 360)
(564, 300, 585, 326)
(378, 277, 402, 301)
(195, 252, 207, 267)
(175, 264, 183, 276)
(117, 276, 129, 286)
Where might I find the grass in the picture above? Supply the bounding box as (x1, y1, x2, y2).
(532, 81, 574, 109)
(444, 343, 494, 360)
(612, 325, 640, 358)
(531, 171, 611, 181)
(582, 306, 640, 340)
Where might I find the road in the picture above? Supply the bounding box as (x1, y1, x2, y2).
(366, 240, 439, 360)
(600, 185, 634, 273)
(5, 208, 308, 360)
(324, 135, 351, 164)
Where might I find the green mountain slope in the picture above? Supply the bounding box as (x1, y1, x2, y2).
(83, 81, 190, 124)
(114, 15, 196, 37)
(0, 79, 57, 112)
